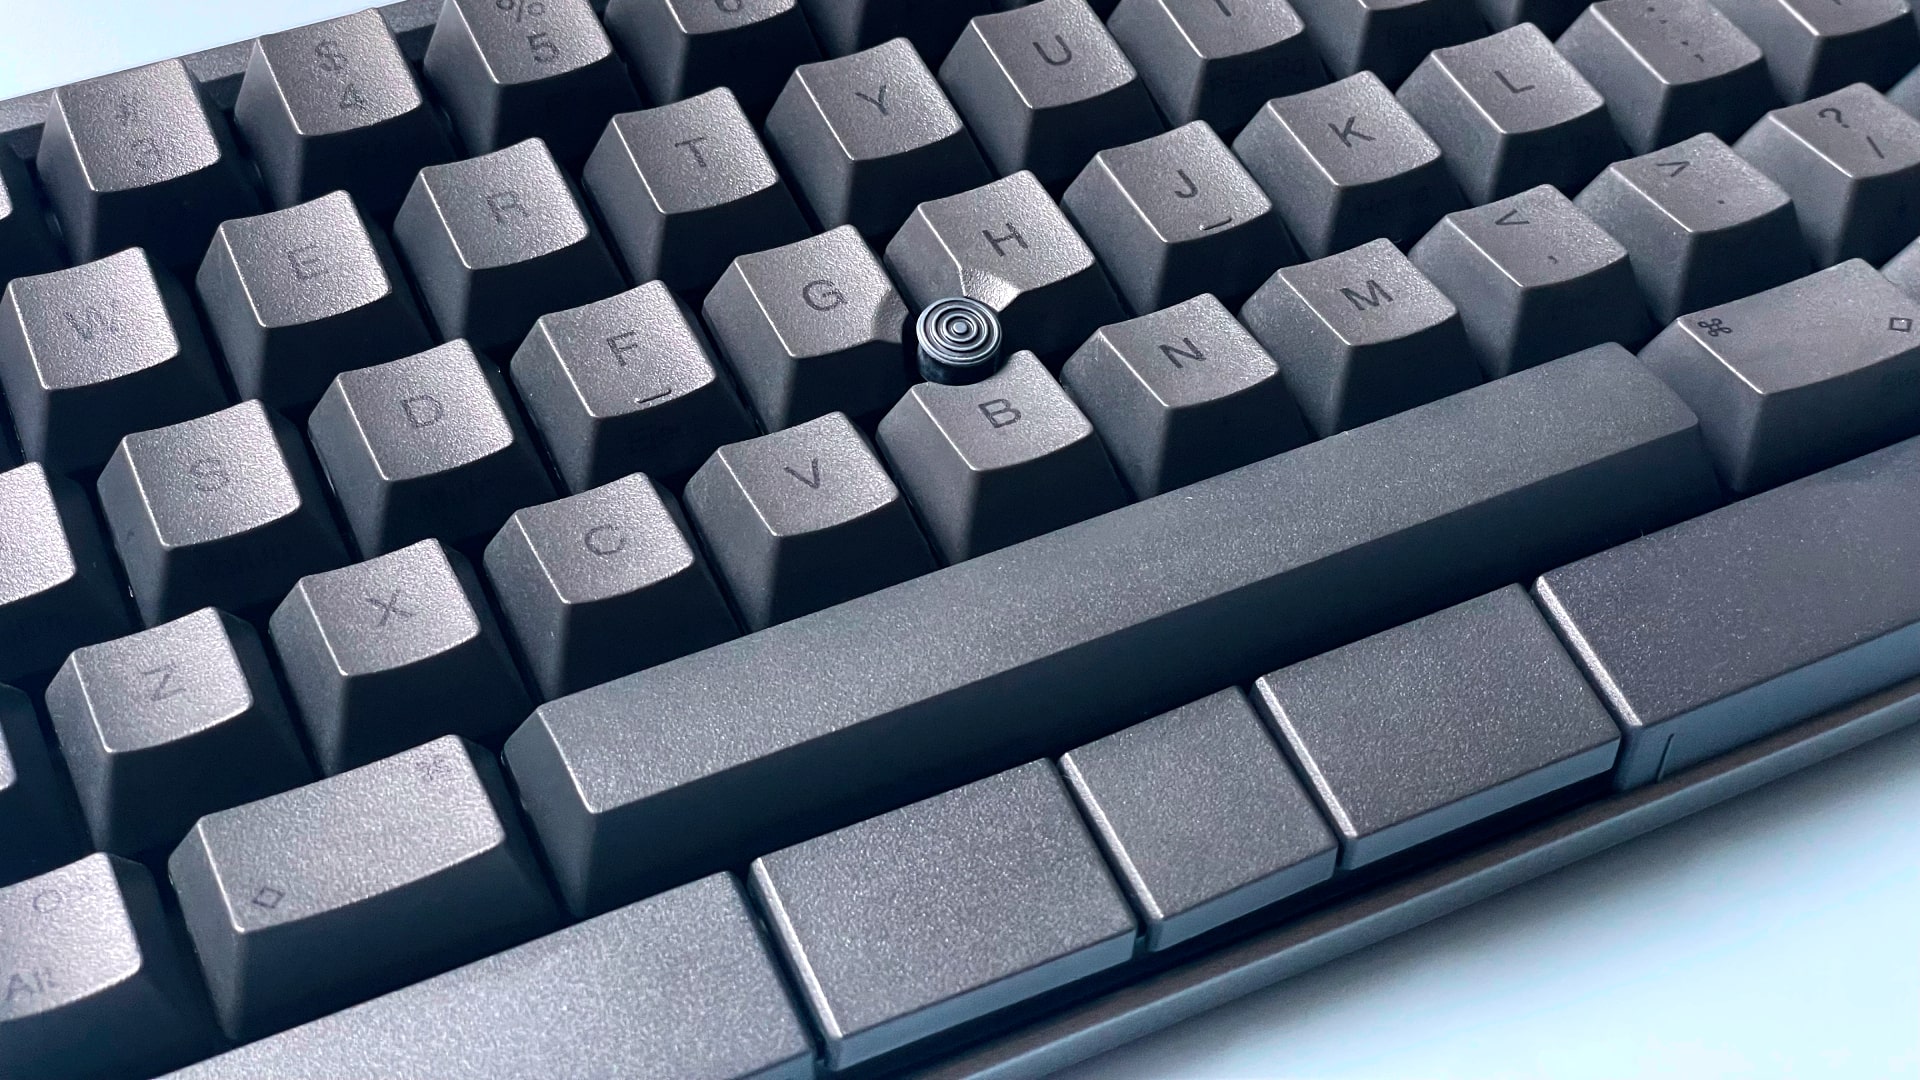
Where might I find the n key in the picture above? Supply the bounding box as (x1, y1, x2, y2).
(1736, 84, 1920, 266)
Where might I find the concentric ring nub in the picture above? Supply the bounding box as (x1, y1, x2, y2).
(916, 297, 1005, 385)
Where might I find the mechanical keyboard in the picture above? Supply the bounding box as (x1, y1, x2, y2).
(4, 0, 1920, 1076)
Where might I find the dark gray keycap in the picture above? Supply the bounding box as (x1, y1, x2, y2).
(485, 474, 737, 697)
(35, 59, 260, 270)
(1061, 293, 1309, 495)
(1233, 73, 1467, 258)
(1397, 24, 1626, 203)
(1065, 121, 1300, 314)
(766, 38, 994, 239)
(1410, 185, 1654, 377)
(511, 282, 759, 491)
(44, 609, 312, 856)
(269, 541, 532, 773)
(1253, 585, 1619, 869)
(394, 138, 625, 355)
(505, 346, 1719, 912)
(196, 192, 432, 410)
(98, 400, 347, 624)
(1575, 133, 1811, 321)
(703, 225, 911, 429)
(1892, 60, 1920, 118)
(1475, 0, 1587, 35)
(687, 412, 935, 628)
(1109, 0, 1326, 136)
(1638, 259, 1920, 492)
(0, 248, 227, 474)
(168, 735, 555, 1039)
(584, 89, 811, 296)
(885, 170, 1127, 359)
(1538, 434, 1920, 788)
(1557, 0, 1777, 153)
(800, 0, 998, 58)
(1710, 0, 1919, 102)
(0, 463, 133, 682)
(0, 685, 85, 884)
(425, 0, 641, 165)
(606, 0, 821, 118)
(166, 873, 815, 1080)
(0, 146, 63, 289)
(939, 0, 1164, 186)
(1290, 0, 1487, 86)
(1059, 688, 1336, 950)
(878, 351, 1129, 562)
(233, 9, 457, 216)
(1883, 231, 1920, 298)
(1735, 84, 1920, 266)
(1240, 237, 1480, 435)
(0, 854, 215, 1080)
(750, 761, 1135, 1068)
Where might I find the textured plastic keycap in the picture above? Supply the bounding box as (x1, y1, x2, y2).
(606, 0, 821, 117)
(1557, 0, 1777, 153)
(1477, 0, 1588, 33)
(1709, 0, 1919, 102)
(0, 685, 85, 884)
(167, 736, 556, 1039)
(1735, 84, 1920, 266)
(0, 463, 133, 681)
(0, 146, 64, 289)
(799, 0, 997, 58)
(1290, 0, 1487, 85)
(750, 761, 1136, 1068)
(1884, 231, 1920, 298)
(1109, 0, 1327, 136)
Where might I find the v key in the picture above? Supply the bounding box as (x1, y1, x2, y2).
(785, 458, 823, 489)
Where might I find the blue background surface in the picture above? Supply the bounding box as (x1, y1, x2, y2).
(0, 3, 1915, 1075)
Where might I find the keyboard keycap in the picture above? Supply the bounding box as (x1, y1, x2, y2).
(0, 685, 86, 884)
(269, 541, 532, 773)
(1557, 0, 1777, 153)
(1061, 293, 1310, 496)
(800, 0, 997, 59)
(167, 736, 555, 1039)
(0, 463, 133, 681)
(1059, 687, 1337, 950)
(484, 474, 737, 697)
(1709, 0, 1920, 102)
(749, 760, 1136, 1068)
(1108, 0, 1327, 136)
(0, 146, 64, 289)
(610, 0, 822, 119)
(1253, 584, 1620, 868)
(1476, 0, 1587, 34)
(1735, 84, 1920, 266)
(1290, 0, 1487, 86)
(44, 609, 312, 855)
(1883, 231, 1920, 298)
(97, 400, 347, 624)
(1233, 72, 1467, 258)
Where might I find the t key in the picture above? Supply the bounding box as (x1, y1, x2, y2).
(0, 464, 131, 681)
(1108, 0, 1328, 136)
(605, 0, 822, 117)
(1557, 0, 1777, 153)
(1735, 84, 1920, 266)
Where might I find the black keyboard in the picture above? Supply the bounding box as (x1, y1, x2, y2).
(4, 0, 1920, 1076)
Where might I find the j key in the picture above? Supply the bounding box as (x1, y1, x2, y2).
(1397, 24, 1626, 203)
(424, 0, 641, 165)
(1233, 72, 1467, 258)
(1253, 584, 1620, 869)
(583, 89, 811, 295)
(766, 38, 994, 239)
(0, 685, 86, 884)
(510, 282, 758, 491)
(44, 609, 312, 856)
(394, 138, 625, 356)
(97, 400, 347, 624)
(0, 146, 63, 288)
(484, 474, 737, 697)
(196, 192, 432, 412)
(1735, 84, 1920, 266)
(749, 761, 1135, 1068)
(1410, 185, 1653, 376)
(1064, 121, 1300, 314)
(1290, 0, 1487, 86)
(1061, 293, 1310, 496)
(1638, 260, 1920, 492)
(884, 170, 1127, 360)
(269, 541, 532, 773)
(1710, 0, 1919, 102)
(877, 351, 1129, 562)
(800, 0, 999, 59)
(939, 0, 1165, 186)
(1537, 434, 1920, 788)
(1240, 237, 1480, 434)
(307, 340, 555, 555)
(167, 736, 555, 1039)
(1576, 133, 1811, 321)
(0, 248, 227, 474)
(687, 412, 936, 628)
(233, 9, 457, 216)
(702, 225, 911, 429)
(1557, 0, 1777, 153)
(606, 0, 822, 117)
(1108, 0, 1327, 136)
(0, 855, 215, 1080)
(0, 463, 133, 681)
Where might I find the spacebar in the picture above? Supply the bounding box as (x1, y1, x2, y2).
(506, 346, 1724, 916)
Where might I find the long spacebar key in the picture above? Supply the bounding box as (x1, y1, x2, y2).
(506, 343, 1724, 916)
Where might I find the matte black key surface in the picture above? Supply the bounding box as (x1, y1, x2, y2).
(1109, 0, 1327, 136)
(166, 873, 815, 1080)
(1710, 0, 1919, 101)
(44, 609, 313, 855)
(606, 0, 822, 117)
(167, 736, 555, 1039)
(97, 400, 347, 624)
(1735, 84, 1920, 266)
(1253, 585, 1620, 869)
(0, 685, 85, 884)
(1557, 0, 1777, 153)
(800, 0, 998, 59)
(749, 761, 1136, 1068)
(0, 463, 133, 682)
(0, 146, 64, 289)
(269, 541, 532, 774)
(234, 9, 457, 216)
(1059, 688, 1337, 950)
(0, 248, 227, 474)
(1290, 0, 1487, 85)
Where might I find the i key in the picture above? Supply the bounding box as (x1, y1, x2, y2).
(1735, 84, 1920, 266)
(605, 0, 822, 117)
(1710, 0, 1919, 102)
(1557, 0, 1777, 153)
(1109, 0, 1327, 136)
(0, 685, 87, 884)
(0, 464, 131, 681)
(1290, 0, 1486, 86)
